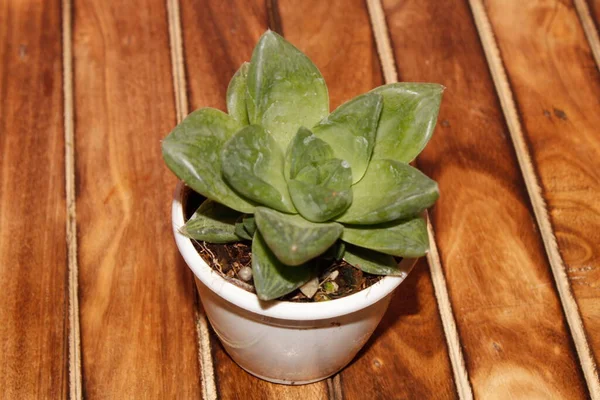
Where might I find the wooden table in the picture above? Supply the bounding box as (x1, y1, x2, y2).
(1, 0, 599, 398)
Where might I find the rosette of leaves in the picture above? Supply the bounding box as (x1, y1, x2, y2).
(162, 31, 443, 301)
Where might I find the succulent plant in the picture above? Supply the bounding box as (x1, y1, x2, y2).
(163, 31, 443, 301)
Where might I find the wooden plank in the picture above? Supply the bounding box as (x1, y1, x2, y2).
(576, 0, 600, 67)
(0, 0, 68, 398)
(73, 1, 202, 397)
(380, 0, 590, 397)
(587, 0, 600, 22)
(339, 260, 458, 399)
(479, 0, 600, 393)
(178, 1, 329, 397)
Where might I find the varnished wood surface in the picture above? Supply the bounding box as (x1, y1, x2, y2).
(340, 260, 458, 399)
(381, 0, 591, 397)
(589, 0, 600, 23)
(73, 0, 201, 397)
(0, 0, 68, 397)
(1, 0, 600, 398)
(482, 0, 600, 388)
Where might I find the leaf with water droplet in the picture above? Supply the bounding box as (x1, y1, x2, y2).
(254, 207, 343, 266)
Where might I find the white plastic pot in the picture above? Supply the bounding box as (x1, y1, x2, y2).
(172, 183, 417, 385)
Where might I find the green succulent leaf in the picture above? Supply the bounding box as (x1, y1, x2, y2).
(226, 62, 250, 125)
(343, 245, 407, 276)
(252, 232, 315, 300)
(242, 215, 257, 236)
(162, 108, 254, 213)
(286, 127, 334, 180)
(313, 93, 383, 183)
(180, 199, 241, 243)
(254, 207, 343, 266)
(288, 159, 353, 222)
(370, 83, 444, 163)
(234, 221, 253, 241)
(221, 125, 296, 213)
(336, 159, 438, 224)
(333, 241, 346, 261)
(246, 31, 329, 152)
(342, 216, 429, 257)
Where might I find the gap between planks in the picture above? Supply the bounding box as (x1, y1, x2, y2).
(468, 0, 600, 397)
(573, 0, 600, 70)
(166, 1, 217, 399)
(62, 0, 83, 398)
(364, 1, 473, 399)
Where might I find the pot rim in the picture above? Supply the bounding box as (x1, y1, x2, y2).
(172, 181, 417, 321)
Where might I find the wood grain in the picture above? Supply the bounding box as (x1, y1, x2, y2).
(381, 0, 590, 397)
(73, 0, 201, 397)
(587, 0, 600, 22)
(340, 260, 458, 399)
(62, 0, 83, 397)
(575, 0, 600, 68)
(0, 0, 67, 397)
(180, 0, 267, 112)
(482, 0, 600, 389)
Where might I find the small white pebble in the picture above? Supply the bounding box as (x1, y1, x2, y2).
(327, 270, 339, 281)
(238, 266, 253, 282)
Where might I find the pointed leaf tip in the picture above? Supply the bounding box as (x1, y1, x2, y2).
(161, 108, 254, 213)
(370, 82, 444, 163)
(246, 31, 329, 152)
(342, 216, 429, 258)
(226, 62, 250, 125)
(254, 207, 343, 266)
(337, 159, 438, 225)
(252, 232, 314, 300)
(344, 244, 415, 277)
